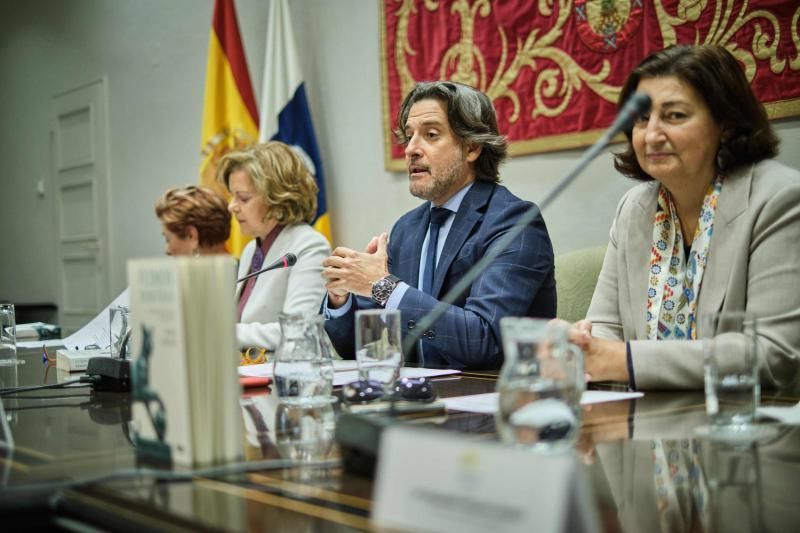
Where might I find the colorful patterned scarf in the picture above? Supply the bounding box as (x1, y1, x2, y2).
(652, 439, 709, 531)
(646, 178, 722, 341)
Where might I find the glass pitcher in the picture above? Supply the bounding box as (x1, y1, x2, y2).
(495, 318, 585, 452)
(273, 312, 334, 403)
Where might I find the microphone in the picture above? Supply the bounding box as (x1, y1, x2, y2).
(400, 92, 652, 354)
(237, 253, 297, 283)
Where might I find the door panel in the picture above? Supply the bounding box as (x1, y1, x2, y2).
(51, 79, 111, 334)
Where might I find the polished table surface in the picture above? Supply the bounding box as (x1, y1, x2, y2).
(2, 348, 799, 532)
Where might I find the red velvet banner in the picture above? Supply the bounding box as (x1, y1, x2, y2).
(381, 0, 800, 170)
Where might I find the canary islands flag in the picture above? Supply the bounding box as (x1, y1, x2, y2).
(259, 0, 331, 243)
(200, 0, 259, 257)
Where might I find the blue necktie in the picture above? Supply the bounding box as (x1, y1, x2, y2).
(421, 207, 451, 294)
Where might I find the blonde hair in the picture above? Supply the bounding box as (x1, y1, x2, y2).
(216, 141, 318, 224)
(155, 186, 230, 246)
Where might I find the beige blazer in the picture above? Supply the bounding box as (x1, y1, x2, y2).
(235, 223, 330, 350)
(587, 159, 800, 390)
(595, 426, 800, 533)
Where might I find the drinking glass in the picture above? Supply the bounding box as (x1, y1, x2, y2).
(700, 311, 760, 429)
(109, 305, 131, 358)
(496, 317, 584, 452)
(0, 304, 17, 367)
(700, 438, 765, 532)
(355, 309, 402, 391)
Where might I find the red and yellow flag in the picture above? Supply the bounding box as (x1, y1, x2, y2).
(200, 0, 259, 257)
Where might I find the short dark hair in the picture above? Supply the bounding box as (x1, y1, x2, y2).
(395, 81, 508, 182)
(615, 44, 779, 181)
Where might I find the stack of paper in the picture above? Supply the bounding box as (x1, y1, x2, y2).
(15, 322, 62, 341)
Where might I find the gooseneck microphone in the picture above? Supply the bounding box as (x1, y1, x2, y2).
(337, 94, 652, 479)
(400, 92, 652, 355)
(236, 252, 297, 283)
(237, 252, 297, 283)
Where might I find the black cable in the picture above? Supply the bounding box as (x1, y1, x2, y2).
(0, 377, 99, 397)
(0, 393, 92, 400)
(0, 457, 342, 497)
(3, 403, 85, 412)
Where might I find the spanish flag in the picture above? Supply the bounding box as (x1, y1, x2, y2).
(258, 0, 331, 243)
(200, 0, 259, 257)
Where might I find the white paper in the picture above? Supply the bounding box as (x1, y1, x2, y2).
(332, 367, 460, 387)
(442, 390, 644, 414)
(17, 339, 66, 349)
(441, 393, 499, 414)
(582, 390, 644, 404)
(237, 361, 460, 386)
(61, 289, 129, 350)
(238, 359, 358, 378)
(14, 322, 56, 340)
(757, 402, 800, 425)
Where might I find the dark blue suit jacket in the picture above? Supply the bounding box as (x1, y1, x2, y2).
(324, 180, 556, 369)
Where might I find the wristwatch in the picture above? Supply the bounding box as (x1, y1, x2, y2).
(371, 274, 401, 307)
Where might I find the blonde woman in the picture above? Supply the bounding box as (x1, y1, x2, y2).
(217, 141, 331, 350)
(155, 186, 230, 256)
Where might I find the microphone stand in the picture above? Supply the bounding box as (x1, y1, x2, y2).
(334, 94, 651, 479)
(401, 93, 652, 355)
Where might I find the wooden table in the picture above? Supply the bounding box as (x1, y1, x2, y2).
(2, 348, 798, 532)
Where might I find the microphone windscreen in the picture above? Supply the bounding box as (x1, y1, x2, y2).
(284, 253, 298, 266)
(628, 91, 652, 115)
(612, 91, 652, 135)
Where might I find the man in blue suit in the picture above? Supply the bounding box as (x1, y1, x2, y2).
(322, 81, 556, 369)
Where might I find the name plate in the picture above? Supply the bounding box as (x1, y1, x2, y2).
(373, 426, 598, 533)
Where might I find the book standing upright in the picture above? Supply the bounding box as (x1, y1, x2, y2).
(127, 256, 242, 466)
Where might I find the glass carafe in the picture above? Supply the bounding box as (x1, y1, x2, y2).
(495, 318, 584, 452)
(273, 312, 334, 403)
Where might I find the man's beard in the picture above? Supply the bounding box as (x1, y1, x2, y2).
(409, 154, 467, 202)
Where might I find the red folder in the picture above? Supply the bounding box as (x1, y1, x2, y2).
(239, 376, 272, 389)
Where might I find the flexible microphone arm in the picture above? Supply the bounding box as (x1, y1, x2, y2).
(237, 253, 298, 283)
(400, 92, 652, 355)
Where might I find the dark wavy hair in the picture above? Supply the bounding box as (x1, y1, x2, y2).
(395, 81, 508, 182)
(615, 44, 779, 181)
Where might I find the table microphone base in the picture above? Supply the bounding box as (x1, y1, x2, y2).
(335, 413, 393, 478)
(85, 357, 131, 392)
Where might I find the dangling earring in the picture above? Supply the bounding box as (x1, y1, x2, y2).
(192, 247, 200, 257)
(716, 144, 731, 173)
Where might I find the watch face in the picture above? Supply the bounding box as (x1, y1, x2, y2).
(372, 276, 397, 305)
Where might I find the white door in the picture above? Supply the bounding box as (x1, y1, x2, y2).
(51, 79, 111, 334)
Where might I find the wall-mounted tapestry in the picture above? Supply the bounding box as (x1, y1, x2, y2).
(381, 0, 800, 170)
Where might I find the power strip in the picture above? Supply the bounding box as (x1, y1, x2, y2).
(56, 348, 110, 372)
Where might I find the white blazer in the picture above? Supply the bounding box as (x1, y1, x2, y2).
(235, 223, 330, 349)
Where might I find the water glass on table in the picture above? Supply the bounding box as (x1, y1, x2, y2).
(355, 309, 402, 392)
(700, 311, 760, 429)
(0, 304, 17, 367)
(109, 305, 131, 358)
(496, 317, 584, 452)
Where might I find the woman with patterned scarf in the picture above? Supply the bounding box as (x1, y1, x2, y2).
(571, 44, 800, 390)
